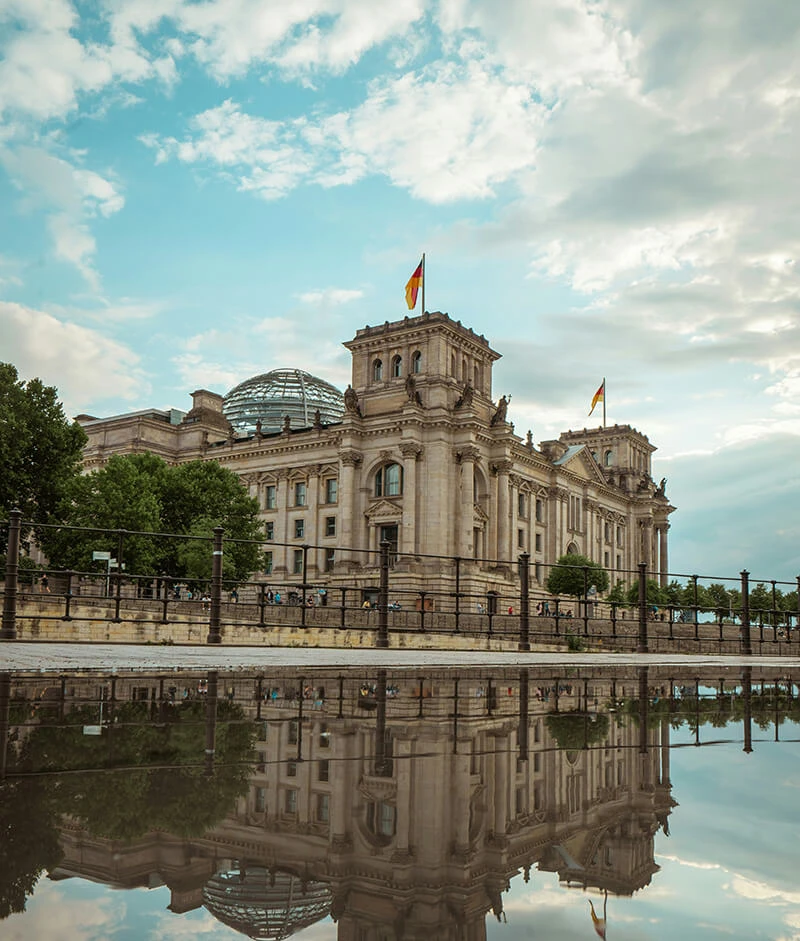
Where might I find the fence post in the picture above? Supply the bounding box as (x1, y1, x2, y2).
(454, 556, 462, 633)
(301, 544, 309, 628)
(112, 529, 125, 623)
(518, 552, 530, 652)
(377, 540, 389, 649)
(637, 561, 649, 653)
(207, 527, 224, 644)
(740, 569, 752, 656)
(1, 509, 22, 640)
(62, 570, 74, 621)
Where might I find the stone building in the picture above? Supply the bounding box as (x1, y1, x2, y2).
(78, 311, 674, 597)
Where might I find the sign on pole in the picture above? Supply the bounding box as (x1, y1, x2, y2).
(92, 551, 112, 561)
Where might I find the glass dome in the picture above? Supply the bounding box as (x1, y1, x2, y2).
(203, 867, 331, 940)
(223, 369, 344, 435)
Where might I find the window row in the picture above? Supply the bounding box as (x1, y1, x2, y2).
(264, 548, 336, 574)
(265, 517, 337, 540)
(372, 351, 422, 381)
(263, 478, 338, 509)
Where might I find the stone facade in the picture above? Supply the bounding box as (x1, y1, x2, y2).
(79, 312, 675, 597)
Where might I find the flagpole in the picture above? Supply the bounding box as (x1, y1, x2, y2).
(421, 252, 426, 314)
(602, 376, 606, 428)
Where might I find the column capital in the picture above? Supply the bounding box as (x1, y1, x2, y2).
(492, 459, 513, 475)
(339, 449, 363, 467)
(400, 442, 424, 461)
(454, 446, 480, 464)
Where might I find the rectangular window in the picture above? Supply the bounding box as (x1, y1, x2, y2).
(288, 720, 299, 745)
(518, 493, 526, 517)
(604, 521, 611, 542)
(316, 793, 330, 823)
(318, 760, 330, 782)
(294, 482, 306, 506)
(284, 789, 297, 814)
(257, 722, 268, 743)
(535, 562, 543, 583)
(534, 783, 543, 811)
(325, 478, 338, 503)
(617, 554, 622, 570)
(515, 788, 525, 814)
(535, 499, 543, 522)
(325, 548, 335, 572)
(319, 724, 331, 748)
(604, 551, 610, 567)
(293, 549, 304, 574)
(533, 752, 541, 772)
(255, 787, 267, 812)
(265, 485, 276, 509)
(517, 528, 524, 548)
(264, 551, 273, 575)
(265, 521, 274, 540)
(535, 533, 542, 552)
(617, 526, 624, 547)
(294, 519, 305, 539)
(325, 516, 336, 537)
(287, 760, 297, 777)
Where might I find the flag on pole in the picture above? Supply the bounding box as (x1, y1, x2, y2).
(589, 900, 607, 939)
(405, 258, 424, 310)
(589, 380, 605, 416)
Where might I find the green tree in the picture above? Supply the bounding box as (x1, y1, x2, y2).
(625, 578, 666, 607)
(606, 580, 627, 604)
(43, 455, 263, 581)
(546, 554, 609, 598)
(0, 363, 86, 551)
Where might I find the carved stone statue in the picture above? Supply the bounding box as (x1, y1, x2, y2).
(454, 380, 474, 409)
(526, 429, 533, 449)
(313, 409, 323, 429)
(405, 373, 422, 405)
(344, 384, 362, 417)
(656, 477, 667, 497)
(490, 394, 510, 426)
(282, 414, 291, 434)
(255, 419, 263, 438)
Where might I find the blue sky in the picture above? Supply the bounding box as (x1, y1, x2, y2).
(1, 0, 799, 581)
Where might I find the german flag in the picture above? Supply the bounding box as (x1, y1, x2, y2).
(589, 380, 605, 416)
(405, 258, 424, 309)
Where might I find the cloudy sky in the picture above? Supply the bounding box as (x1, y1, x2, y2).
(1, 0, 799, 581)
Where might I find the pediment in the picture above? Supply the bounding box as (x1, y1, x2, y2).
(473, 503, 489, 524)
(365, 499, 402, 521)
(558, 447, 607, 484)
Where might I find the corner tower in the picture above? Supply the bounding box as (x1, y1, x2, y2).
(343, 311, 501, 416)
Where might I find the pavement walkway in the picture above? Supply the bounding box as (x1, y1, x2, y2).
(3, 643, 800, 672)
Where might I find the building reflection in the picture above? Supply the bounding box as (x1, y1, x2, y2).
(4, 666, 791, 940)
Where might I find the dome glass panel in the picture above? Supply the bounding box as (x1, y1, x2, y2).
(223, 369, 344, 435)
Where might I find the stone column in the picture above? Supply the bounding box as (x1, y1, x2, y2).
(337, 450, 362, 569)
(496, 461, 512, 564)
(492, 731, 510, 840)
(659, 523, 669, 587)
(400, 443, 423, 556)
(393, 739, 413, 855)
(274, 470, 289, 575)
(457, 447, 479, 559)
(306, 465, 320, 575)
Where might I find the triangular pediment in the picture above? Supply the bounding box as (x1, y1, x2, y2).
(473, 502, 489, 524)
(557, 445, 607, 484)
(365, 499, 402, 521)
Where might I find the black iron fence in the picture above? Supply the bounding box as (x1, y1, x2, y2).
(3, 509, 800, 654)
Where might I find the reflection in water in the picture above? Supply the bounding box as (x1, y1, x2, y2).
(1, 665, 798, 939)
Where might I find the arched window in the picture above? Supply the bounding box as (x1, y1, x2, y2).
(373, 359, 383, 382)
(412, 351, 422, 374)
(391, 354, 402, 378)
(604, 450, 613, 466)
(461, 358, 467, 380)
(375, 462, 403, 497)
(451, 353, 456, 376)
(474, 364, 480, 389)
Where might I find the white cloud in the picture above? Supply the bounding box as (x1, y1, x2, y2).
(297, 288, 363, 305)
(0, 300, 146, 413)
(1, 145, 124, 287)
